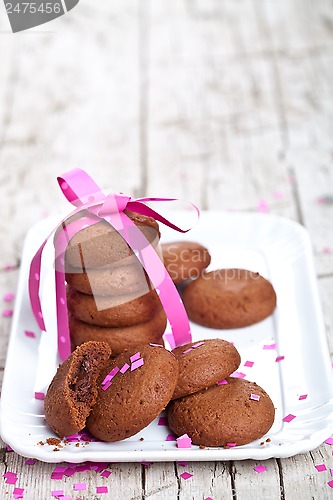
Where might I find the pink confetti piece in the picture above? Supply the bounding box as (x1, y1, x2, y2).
(96, 486, 108, 494)
(204, 498, 214, 500)
(299, 394, 308, 401)
(322, 247, 332, 254)
(158, 416, 168, 426)
(120, 363, 130, 374)
(5, 476, 18, 485)
(13, 488, 24, 499)
(257, 199, 269, 213)
(51, 491, 64, 498)
(217, 379, 228, 385)
(4, 472, 17, 478)
(328, 480, 333, 488)
(6, 445, 13, 451)
(2, 309, 13, 317)
(141, 462, 152, 466)
(180, 472, 193, 480)
(263, 343, 276, 350)
(231, 372, 246, 379)
(176, 434, 192, 449)
(58, 497, 71, 500)
(149, 343, 163, 347)
(166, 434, 177, 441)
(91, 462, 108, 473)
(275, 356, 285, 362)
(226, 443, 236, 447)
(101, 380, 112, 391)
(273, 190, 284, 200)
(100, 470, 112, 478)
(3, 292, 15, 302)
(24, 330, 36, 338)
(192, 341, 205, 348)
(74, 483, 87, 490)
(177, 461, 188, 467)
(50, 472, 63, 480)
(182, 348, 193, 354)
(250, 394, 260, 401)
(325, 438, 333, 445)
(130, 352, 140, 362)
(253, 465, 267, 473)
(331, 469, 333, 477)
(283, 414, 296, 423)
(64, 467, 76, 477)
(131, 358, 144, 371)
(34, 392, 45, 400)
(25, 458, 36, 465)
(102, 366, 120, 385)
(315, 464, 327, 472)
(244, 361, 254, 368)
(65, 434, 80, 442)
(3, 264, 15, 271)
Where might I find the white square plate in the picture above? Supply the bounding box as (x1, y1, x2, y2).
(1, 211, 333, 463)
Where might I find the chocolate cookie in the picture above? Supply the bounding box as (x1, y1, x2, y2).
(167, 377, 275, 447)
(44, 341, 111, 438)
(67, 286, 161, 327)
(182, 269, 277, 328)
(161, 241, 211, 284)
(86, 344, 179, 442)
(63, 210, 160, 269)
(171, 339, 241, 399)
(69, 309, 167, 355)
(65, 259, 151, 296)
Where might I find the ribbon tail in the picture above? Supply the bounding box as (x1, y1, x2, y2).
(115, 212, 192, 347)
(55, 268, 71, 361)
(28, 241, 47, 331)
(127, 200, 200, 233)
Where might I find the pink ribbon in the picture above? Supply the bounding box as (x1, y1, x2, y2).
(29, 168, 199, 360)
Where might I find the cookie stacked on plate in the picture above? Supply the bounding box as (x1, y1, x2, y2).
(64, 211, 167, 355)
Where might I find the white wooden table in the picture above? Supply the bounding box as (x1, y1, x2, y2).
(0, 0, 333, 498)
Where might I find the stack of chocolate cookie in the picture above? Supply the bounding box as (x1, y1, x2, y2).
(63, 211, 167, 355)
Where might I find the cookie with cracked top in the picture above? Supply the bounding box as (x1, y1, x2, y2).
(167, 377, 275, 447)
(171, 338, 241, 399)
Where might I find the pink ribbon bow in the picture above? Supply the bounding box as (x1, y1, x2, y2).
(29, 168, 199, 361)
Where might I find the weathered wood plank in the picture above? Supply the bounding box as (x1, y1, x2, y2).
(233, 459, 282, 499)
(0, 0, 142, 268)
(0, 269, 19, 369)
(291, 154, 333, 276)
(279, 446, 333, 499)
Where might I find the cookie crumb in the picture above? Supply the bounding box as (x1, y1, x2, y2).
(260, 442, 265, 446)
(53, 448, 59, 451)
(140, 437, 144, 441)
(266, 438, 271, 442)
(38, 441, 44, 446)
(199, 445, 206, 449)
(47, 437, 61, 446)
